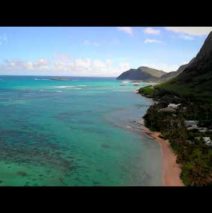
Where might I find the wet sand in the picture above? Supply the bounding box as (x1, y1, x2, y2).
(141, 124, 184, 186)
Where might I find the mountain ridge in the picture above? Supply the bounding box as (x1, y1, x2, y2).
(158, 63, 188, 83)
(138, 31, 212, 186)
(156, 31, 212, 102)
(117, 66, 166, 81)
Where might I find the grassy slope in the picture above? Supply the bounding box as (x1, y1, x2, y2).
(138, 85, 154, 97)
(155, 32, 212, 103)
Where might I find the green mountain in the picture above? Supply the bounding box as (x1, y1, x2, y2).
(158, 63, 189, 83)
(155, 31, 212, 102)
(139, 31, 212, 186)
(117, 66, 165, 81)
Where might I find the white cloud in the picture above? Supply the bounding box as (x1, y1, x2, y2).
(144, 39, 162, 44)
(33, 58, 49, 70)
(144, 27, 160, 35)
(165, 27, 212, 36)
(0, 57, 185, 76)
(117, 27, 133, 36)
(0, 59, 49, 71)
(179, 34, 194, 40)
(0, 57, 131, 77)
(118, 62, 130, 70)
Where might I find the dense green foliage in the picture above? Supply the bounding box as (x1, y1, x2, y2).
(139, 32, 212, 185)
(155, 32, 212, 103)
(142, 95, 212, 186)
(138, 85, 154, 98)
(155, 78, 212, 103)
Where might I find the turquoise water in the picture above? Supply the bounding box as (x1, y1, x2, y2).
(0, 76, 162, 186)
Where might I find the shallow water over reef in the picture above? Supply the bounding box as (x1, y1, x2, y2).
(0, 76, 162, 186)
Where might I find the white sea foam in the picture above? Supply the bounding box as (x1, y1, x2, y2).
(122, 80, 130, 84)
(53, 85, 84, 90)
(54, 86, 76, 89)
(34, 78, 49, 81)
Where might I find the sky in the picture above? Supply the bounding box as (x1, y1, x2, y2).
(0, 27, 211, 76)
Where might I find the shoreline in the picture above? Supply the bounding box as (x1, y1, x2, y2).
(140, 123, 184, 186)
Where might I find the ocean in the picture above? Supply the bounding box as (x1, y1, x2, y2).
(0, 76, 162, 186)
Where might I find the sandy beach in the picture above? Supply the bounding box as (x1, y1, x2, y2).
(140, 124, 184, 186)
